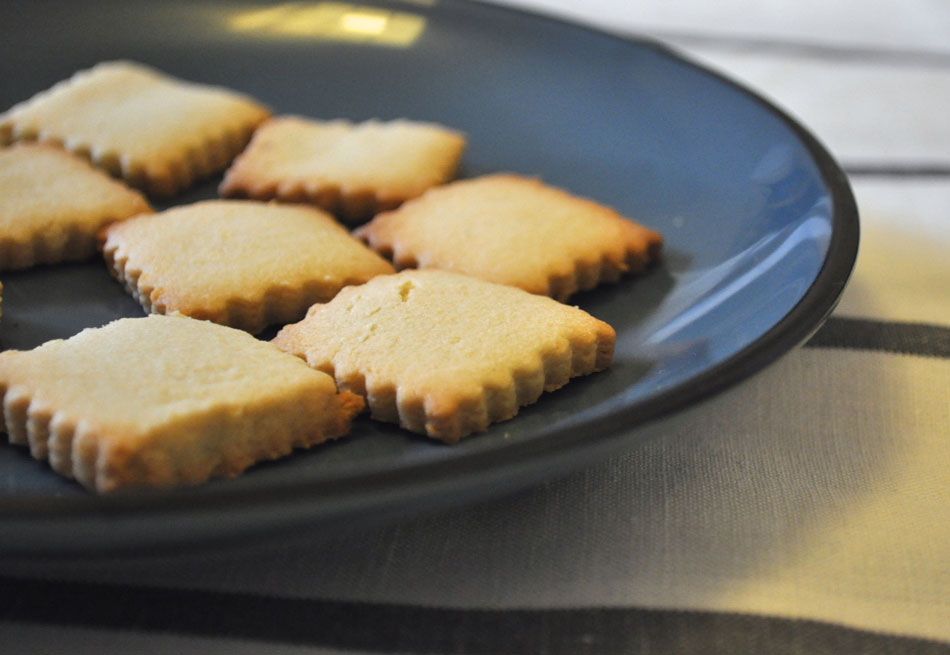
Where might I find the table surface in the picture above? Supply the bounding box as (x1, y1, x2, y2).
(1, 1, 948, 653)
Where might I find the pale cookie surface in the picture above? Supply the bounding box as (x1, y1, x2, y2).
(219, 116, 466, 223)
(356, 174, 663, 301)
(102, 199, 395, 334)
(273, 269, 615, 442)
(0, 61, 270, 197)
(0, 314, 364, 493)
(0, 143, 151, 270)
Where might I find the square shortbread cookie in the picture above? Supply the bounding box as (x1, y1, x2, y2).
(102, 200, 395, 334)
(219, 116, 466, 223)
(0, 314, 364, 492)
(355, 174, 663, 301)
(273, 269, 615, 442)
(0, 143, 151, 270)
(0, 61, 270, 197)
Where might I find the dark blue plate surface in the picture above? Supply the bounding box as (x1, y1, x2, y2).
(0, 0, 857, 555)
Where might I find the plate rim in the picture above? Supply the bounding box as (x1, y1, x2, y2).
(0, 0, 859, 545)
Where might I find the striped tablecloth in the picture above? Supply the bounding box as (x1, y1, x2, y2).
(2, 0, 948, 652)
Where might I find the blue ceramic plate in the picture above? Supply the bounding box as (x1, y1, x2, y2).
(0, 0, 857, 555)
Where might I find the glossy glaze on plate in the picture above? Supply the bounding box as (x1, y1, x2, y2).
(0, 0, 857, 555)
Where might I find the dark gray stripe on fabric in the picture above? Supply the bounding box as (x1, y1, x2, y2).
(1, 576, 948, 655)
(843, 163, 950, 178)
(806, 317, 950, 358)
(654, 31, 950, 68)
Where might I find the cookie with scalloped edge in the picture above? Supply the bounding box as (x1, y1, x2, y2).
(0, 143, 151, 270)
(0, 61, 270, 197)
(219, 116, 466, 223)
(273, 269, 615, 443)
(355, 174, 662, 301)
(0, 314, 364, 493)
(102, 199, 395, 334)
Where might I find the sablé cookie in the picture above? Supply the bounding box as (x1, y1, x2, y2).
(219, 116, 466, 222)
(0, 314, 364, 493)
(102, 199, 395, 334)
(273, 270, 615, 442)
(355, 174, 663, 301)
(0, 61, 270, 197)
(0, 143, 151, 270)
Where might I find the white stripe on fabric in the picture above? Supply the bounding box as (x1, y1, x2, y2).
(480, 0, 950, 55)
